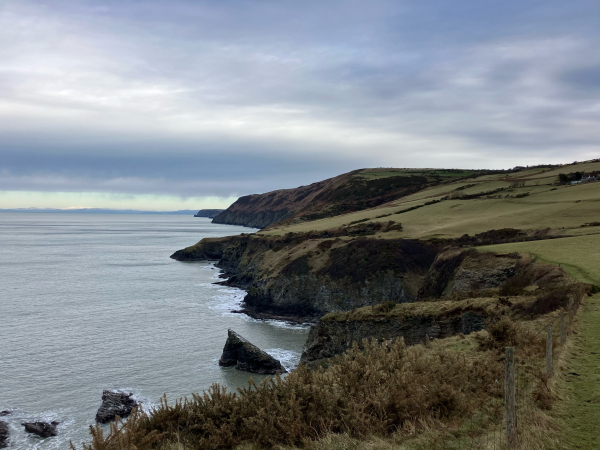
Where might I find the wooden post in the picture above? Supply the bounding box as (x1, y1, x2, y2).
(505, 347, 519, 448)
(546, 326, 553, 377)
(560, 310, 566, 345)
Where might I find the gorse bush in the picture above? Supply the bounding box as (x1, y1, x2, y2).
(79, 340, 502, 450)
(499, 267, 533, 296)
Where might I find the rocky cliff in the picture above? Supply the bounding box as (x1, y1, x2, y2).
(172, 232, 439, 321)
(299, 251, 580, 366)
(299, 299, 495, 366)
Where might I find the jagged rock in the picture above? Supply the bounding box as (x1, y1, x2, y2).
(95, 391, 138, 424)
(300, 305, 488, 366)
(0, 412, 9, 417)
(22, 421, 59, 438)
(0, 421, 9, 448)
(219, 329, 287, 374)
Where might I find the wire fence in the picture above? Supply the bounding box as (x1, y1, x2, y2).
(427, 285, 585, 450)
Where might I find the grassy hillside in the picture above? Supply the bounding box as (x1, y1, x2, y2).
(479, 234, 599, 284)
(212, 168, 490, 228)
(260, 160, 600, 239)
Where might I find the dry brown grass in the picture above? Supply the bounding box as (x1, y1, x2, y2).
(78, 340, 503, 450)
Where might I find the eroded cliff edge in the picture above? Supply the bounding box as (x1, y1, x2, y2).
(171, 229, 438, 321)
(169, 224, 550, 324)
(300, 252, 582, 366)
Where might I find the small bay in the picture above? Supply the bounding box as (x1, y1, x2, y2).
(0, 213, 309, 449)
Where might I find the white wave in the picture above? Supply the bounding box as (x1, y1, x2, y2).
(109, 388, 156, 415)
(264, 319, 312, 331)
(0, 407, 77, 450)
(264, 349, 302, 371)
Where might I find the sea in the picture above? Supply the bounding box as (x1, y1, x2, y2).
(0, 213, 310, 449)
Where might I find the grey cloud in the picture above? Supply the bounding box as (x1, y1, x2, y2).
(0, 0, 598, 202)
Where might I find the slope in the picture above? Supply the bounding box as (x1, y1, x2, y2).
(212, 168, 487, 229)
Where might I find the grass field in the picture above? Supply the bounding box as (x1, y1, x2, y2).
(261, 182, 599, 240)
(478, 234, 600, 284)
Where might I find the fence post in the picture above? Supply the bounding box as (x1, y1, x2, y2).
(546, 326, 553, 377)
(560, 310, 566, 345)
(505, 347, 519, 448)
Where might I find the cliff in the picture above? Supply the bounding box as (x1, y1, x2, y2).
(194, 209, 224, 218)
(170, 229, 545, 322)
(171, 231, 439, 321)
(299, 251, 581, 366)
(212, 168, 479, 229)
(299, 299, 495, 366)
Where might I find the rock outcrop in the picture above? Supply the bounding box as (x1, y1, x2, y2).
(95, 391, 138, 424)
(219, 329, 287, 374)
(172, 234, 439, 321)
(419, 248, 519, 298)
(22, 421, 59, 438)
(300, 300, 493, 366)
(0, 421, 8, 448)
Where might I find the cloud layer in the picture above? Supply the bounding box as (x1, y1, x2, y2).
(0, 0, 598, 208)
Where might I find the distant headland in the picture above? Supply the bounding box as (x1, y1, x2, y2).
(194, 209, 224, 218)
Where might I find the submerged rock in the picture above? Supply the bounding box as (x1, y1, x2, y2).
(219, 329, 287, 374)
(22, 421, 59, 438)
(95, 390, 138, 424)
(0, 412, 9, 417)
(0, 420, 9, 448)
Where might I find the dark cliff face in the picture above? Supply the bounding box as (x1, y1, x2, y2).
(418, 247, 519, 298)
(300, 308, 488, 366)
(242, 238, 439, 319)
(171, 234, 439, 321)
(212, 209, 293, 229)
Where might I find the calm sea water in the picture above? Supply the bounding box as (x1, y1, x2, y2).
(0, 213, 309, 449)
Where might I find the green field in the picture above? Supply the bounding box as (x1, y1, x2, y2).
(261, 181, 599, 240)
(477, 234, 599, 284)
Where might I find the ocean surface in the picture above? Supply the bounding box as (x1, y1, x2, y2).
(0, 213, 309, 449)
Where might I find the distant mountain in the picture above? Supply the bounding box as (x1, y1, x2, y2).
(0, 208, 200, 215)
(194, 209, 224, 218)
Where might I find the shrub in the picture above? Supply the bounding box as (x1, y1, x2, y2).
(525, 288, 571, 315)
(499, 267, 532, 296)
(478, 316, 519, 350)
(80, 341, 502, 450)
(532, 376, 554, 410)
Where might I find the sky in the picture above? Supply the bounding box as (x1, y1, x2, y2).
(0, 0, 598, 210)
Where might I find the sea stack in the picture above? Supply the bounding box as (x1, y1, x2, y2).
(219, 329, 287, 374)
(22, 421, 59, 438)
(95, 390, 139, 424)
